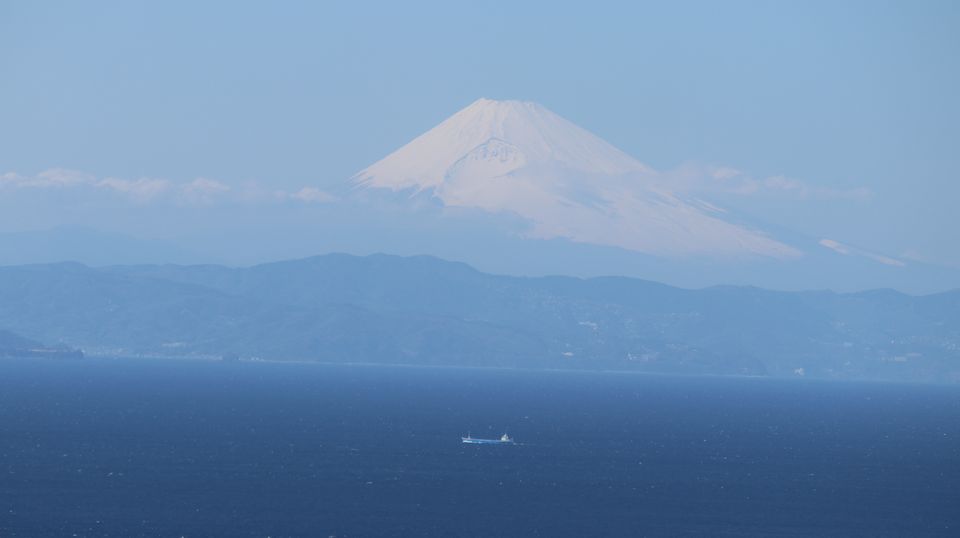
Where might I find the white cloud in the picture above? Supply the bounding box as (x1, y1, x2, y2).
(179, 177, 231, 204)
(1, 168, 341, 210)
(290, 187, 336, 203)
(272, 186, 337, 204)
(666, 164, 873, 201)
(97, 177, 172, 201)
(182, 177, 230, 195)
(0, 168, 96, 189)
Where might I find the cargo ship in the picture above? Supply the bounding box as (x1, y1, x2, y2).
(462, 433, 514, 445)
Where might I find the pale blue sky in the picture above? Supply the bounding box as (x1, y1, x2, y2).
(1, 0, 958, 267)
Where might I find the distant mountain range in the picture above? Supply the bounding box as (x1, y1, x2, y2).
(0, 254, 957, 382)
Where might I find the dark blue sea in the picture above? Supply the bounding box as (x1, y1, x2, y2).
(1, 358, 958, 537)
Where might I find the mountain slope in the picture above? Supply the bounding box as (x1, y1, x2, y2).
(354, 98, 799, 259)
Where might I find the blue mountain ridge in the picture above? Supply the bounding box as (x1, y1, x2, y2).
(0, 254, 956, 382)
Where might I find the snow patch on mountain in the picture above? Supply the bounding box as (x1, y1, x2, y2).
(819, 239, 906, 267)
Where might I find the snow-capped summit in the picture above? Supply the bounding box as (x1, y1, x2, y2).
(354, 98, 800, 259)
(356, 98, 651, 192)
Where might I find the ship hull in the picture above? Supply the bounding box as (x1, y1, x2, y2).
(462, 437, 514, 445)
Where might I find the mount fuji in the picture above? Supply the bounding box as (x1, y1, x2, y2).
(354, 98, 799, 260)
